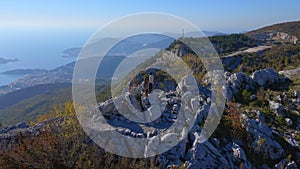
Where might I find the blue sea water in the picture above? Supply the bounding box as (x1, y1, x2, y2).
(0, 28, 95, 86)
(0, 74, 23, 86)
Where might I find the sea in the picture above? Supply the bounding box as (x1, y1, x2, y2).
(0, 28, 94, 86)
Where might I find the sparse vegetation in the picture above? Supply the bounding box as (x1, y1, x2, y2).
(246, 21, 300, 39)
(240, 44, 300, 73)
(213, 102, 249, 142)
(0, 101, 158, 169)
(209, 34, 260, 55)
(0, 84, 108, 126)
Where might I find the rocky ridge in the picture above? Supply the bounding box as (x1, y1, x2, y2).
(249, 31, 298, 44)
(1, 67, 299, 169)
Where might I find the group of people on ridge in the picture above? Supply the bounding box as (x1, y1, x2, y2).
(128, 72, 155, 111)
(142, 72, 154, 96)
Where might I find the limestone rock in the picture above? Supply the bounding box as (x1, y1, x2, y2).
(274, 158, 286, 169)
(250, 31, 298, 44)
(245, 117, 285, 160)
(269, 101, 285, 116)
(251, 68, 278, 86)
(225, 72, 254, 100)
(232, 142, 247, 162)
(98, 98, 118, 116)
(285, 118, 293, 126)
(184, 132, 229, 169)
(285, 161, 298, 169)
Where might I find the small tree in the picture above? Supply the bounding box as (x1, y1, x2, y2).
(225, 102, 248, 141)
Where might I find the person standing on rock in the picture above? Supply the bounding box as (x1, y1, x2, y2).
(143, 77, 149, 96)
(148, 72, 154, 93)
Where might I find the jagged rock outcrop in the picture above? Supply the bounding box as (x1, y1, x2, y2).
(1, 67, 298, 168)
(0, 117, 64, 151)
(160, 128, 254, 169)
(274, 159, 298, 169)
(225, 72, 255, 100)
(170, 44, 190, 57)
(250, 31, 298, 44)
(92, 73, 256, 168)
(0, 122, 30, 150)
(184, 132, 230, 169)
(94, 68, 299, 168)
(251, 68, 279, 86)
(286, 161, 298, 169)
(224, 68, 288, 101)
(244, 113, 285, 160)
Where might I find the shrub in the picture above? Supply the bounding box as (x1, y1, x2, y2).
(212, 103, 247, 144)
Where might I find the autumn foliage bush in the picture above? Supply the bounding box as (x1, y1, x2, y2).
(0, 102, 158, 169)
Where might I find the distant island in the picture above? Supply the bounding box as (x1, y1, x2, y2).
(62, 47, 82, 58)
(0, 57, 18, 65)
(61, 32, 225, 59)
(0, 69, 48, 75)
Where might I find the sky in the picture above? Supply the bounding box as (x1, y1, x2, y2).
(1, 0, 300, 33)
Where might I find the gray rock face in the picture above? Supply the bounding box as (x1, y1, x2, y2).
(159, 139, 187, 168)
(245, 117, 285, 160)
(176, 74, 199, 95)
(0, 117, 63, 151)
(184, 132, 229, 169)
(0, 122, 30, 150)
(232, 142, 247, 163)
(283, 133, 300, 148)
(170, 44, 190, 57)
(250, 31, 298, 44)
(274, 160, 298, 169)
(224, 68, 286, 101)
(225, 71, 254, 100)
(183, 132, 254, 169)
(274, 158, 286, 169)
(0, 122, 29, 134)
(251, 68, 279, 86)
(285, 161, 298, 169)
(270, 31, 298, 44)
(98, 98, 119, 116)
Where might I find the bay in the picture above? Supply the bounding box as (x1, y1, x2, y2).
(0, 28, 95, 86)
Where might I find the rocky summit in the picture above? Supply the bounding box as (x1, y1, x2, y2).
(1, 67, 299, 169)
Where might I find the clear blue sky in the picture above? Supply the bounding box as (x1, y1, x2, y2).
(0, 0, 300, 33)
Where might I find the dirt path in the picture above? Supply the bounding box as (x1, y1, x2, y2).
(222, 45, 272, 58)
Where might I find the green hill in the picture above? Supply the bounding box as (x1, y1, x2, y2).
(0, 83, 109, 126)
(246, 21, 300, 39)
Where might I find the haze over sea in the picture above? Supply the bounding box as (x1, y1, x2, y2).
(0, 28, 93, 86)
